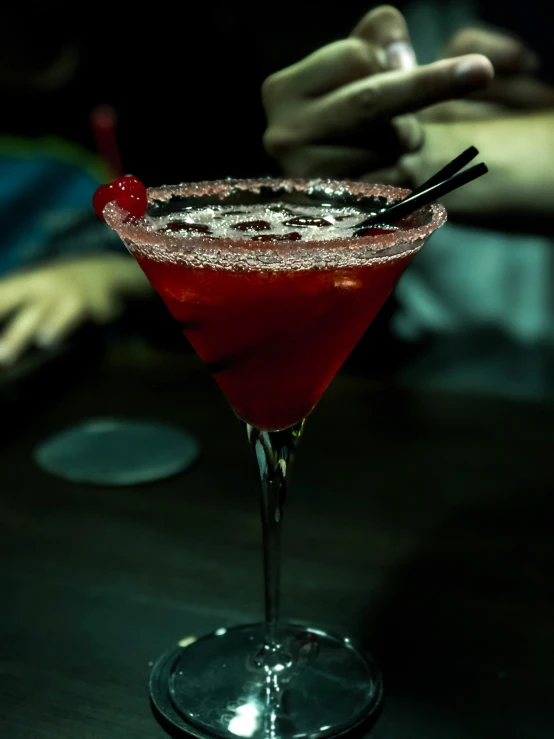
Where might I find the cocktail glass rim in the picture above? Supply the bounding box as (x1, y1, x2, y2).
(103, 177, 446, 269)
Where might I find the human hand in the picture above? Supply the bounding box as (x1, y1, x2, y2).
(0, 254, 148, 366)
(422, 26, 554, 121)
(262, 5, 493, 179)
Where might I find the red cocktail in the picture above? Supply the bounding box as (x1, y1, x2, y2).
(136, 232, 411, 430)
(98, 177, 446, 739)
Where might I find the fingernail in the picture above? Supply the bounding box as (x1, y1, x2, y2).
(454, 59, 491, 89)
(385, 41, 417, 71)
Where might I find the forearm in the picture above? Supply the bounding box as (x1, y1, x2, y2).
(404, 111, 554, 232)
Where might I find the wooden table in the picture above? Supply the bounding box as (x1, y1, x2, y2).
(1, 341, 553, 739)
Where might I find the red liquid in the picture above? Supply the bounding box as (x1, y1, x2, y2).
(137, 254, 411, 430)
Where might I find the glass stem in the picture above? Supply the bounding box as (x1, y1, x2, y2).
(246, 420, 305, 649)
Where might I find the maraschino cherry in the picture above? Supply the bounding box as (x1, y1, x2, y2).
(93, 175, 147, 222)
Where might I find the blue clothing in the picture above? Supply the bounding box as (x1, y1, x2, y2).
(0, 136, 122, 276)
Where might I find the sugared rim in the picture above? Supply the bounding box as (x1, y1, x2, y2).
(103, 178, 447, 271)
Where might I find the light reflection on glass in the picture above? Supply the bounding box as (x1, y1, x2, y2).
(227, 700, 261, 737)
(335, 277, 361, 289)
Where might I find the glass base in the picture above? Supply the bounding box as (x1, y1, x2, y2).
(149, 623, 383, 739)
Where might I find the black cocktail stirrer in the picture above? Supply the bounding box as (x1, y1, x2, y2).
(356, 147, 487, 229)
(408, 145, 479, 197)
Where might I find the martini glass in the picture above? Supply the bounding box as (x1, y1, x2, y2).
(101, 178, 446, 739)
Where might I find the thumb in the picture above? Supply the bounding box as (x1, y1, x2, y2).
(351, 5, 417, 70)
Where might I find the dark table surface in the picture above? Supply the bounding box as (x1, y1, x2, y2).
(1, 340, 553, 739)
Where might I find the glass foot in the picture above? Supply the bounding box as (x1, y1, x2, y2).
(150, 623, 383, 739)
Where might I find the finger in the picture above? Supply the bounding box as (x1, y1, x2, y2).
(443, 26, 539, 74)
(279, 114, 424, 178)
(332, 114, 424, 152)
(0, 275, 28, 317)
(472, 75, 554, 109)
(281, 146, 388, 179)
(289, 54, 493, 144)
(418, 99, 508, 122)
(0, 304, 46, 365)
(90, 297, 124, 325)
(34, 295, 88, 348)
(265, 110, 423, 165)
(359, 165, 411, 188)
(262, 38, 383, 102)
(351, 4, 416, 70)
(86, 288, 124, 325)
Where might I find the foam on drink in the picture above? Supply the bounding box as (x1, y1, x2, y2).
(152, 202, 389, 242)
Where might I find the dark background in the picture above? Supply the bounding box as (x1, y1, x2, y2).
(2, 2, 553, 186)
